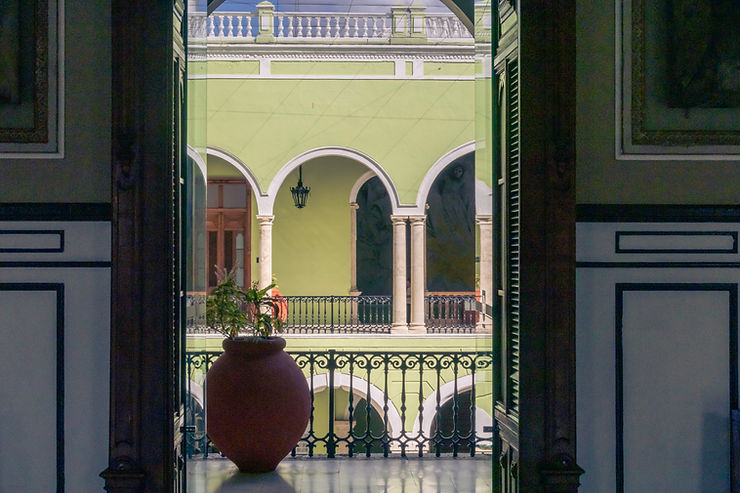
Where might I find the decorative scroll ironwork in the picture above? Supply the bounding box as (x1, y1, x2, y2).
(425, 294, 478, 333)
(184, 349, 494, 459)
(187, 294, 481, 334)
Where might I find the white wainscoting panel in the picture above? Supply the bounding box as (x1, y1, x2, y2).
(0, 289, 58, 492)
(0, 221, 110, 493)
(576, 222, 740, 493)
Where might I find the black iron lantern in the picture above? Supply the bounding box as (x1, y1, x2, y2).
(290, 165, 310, 209)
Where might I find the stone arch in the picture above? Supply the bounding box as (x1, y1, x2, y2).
(415, 141, 476, 211)
(186, 146, 207, 182)
(186, 379, 205, 409)
(349, 170, 377, 204)
(411, 374, 494, 443)
(308, 372, 404, 439)
(266, 147, 402, 216)
(206, 146, 270, 215)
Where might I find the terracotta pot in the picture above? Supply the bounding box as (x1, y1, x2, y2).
(206, 336, 310, 472)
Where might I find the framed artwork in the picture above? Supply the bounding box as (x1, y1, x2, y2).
(0, 0, 63, 158)
(618, 0, 740, 158)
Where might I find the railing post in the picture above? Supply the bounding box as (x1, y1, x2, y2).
(256, 1, 275, 42)
(327, 350, 336, 458)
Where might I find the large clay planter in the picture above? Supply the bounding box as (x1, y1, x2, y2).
(206, 336, 310, 472)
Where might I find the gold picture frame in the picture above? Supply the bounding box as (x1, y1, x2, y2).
(0, 0, 62, 157)
(619, 0, 740, 157)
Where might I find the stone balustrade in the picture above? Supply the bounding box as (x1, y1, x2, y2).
(188, 3, 471, 43)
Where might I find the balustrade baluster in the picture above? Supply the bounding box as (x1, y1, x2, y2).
(245, 15, 253, 40)
(287, 16, 294, 37)
(296, 16, 303, 38)
(276, 15, 284, 38)
(361, 17, 368, 37)
(344, 16, 350, 38)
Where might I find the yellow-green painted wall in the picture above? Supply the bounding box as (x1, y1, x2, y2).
(269, 156, 367, 295)
(207, 77, 474, 204)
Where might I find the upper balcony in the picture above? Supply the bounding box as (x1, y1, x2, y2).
(188, 3, 473, 46)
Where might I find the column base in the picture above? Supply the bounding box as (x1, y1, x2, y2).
(408, 323, 426, 334)
(391, 323, 409, 334)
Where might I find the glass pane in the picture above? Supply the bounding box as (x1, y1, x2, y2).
(236, 233, 245, 287)
(222, 183, 247, 208)
(208, 231, 217, 288)
(224, 231, 234, 272)
(206, 183, 219, 208)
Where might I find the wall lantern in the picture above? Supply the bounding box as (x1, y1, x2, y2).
(291, 165, 310, 209)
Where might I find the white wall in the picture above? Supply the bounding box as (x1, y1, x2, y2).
(576, 221, 739, 492)
(0, 221, 110, 493)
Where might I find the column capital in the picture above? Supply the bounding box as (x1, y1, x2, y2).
(390, 214, 408, 224)
(408, 215, 426, 225)
(256, 214, 274, 225)
(475, 214, 493, 225)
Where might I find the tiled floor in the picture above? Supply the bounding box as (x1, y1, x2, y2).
(187, 456, 493, 493)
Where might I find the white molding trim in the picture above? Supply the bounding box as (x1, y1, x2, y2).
(348, 170, 378, 204)
(413, 141, 475, 214)
(201, 42, 474, 60)
(410, 374, 494, 443)
(266, 146, 402, 215)
(186, 146, 208, 182)
(206, 146, 270, 215)
(186, 379, 205, 409)
(190, 74, 475, 81)
(308, 372, 404, 438)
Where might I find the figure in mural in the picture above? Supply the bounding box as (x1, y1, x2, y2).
(668, 0, 740, 108)
(426, 155, 475, 292)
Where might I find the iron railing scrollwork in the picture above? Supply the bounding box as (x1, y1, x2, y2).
(186, 294, 483, 334)
(184, 349, 494, 459)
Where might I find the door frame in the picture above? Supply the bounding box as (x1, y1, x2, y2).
(103, 1, 580, 491)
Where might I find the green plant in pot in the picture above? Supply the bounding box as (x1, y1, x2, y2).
(205, 267, 310, 473)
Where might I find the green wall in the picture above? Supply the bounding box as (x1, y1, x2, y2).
(207, 76, 474, 204)
(269, 156, 367, 296)
(576, 0, 740, 204)
(0, 1, 111, 202)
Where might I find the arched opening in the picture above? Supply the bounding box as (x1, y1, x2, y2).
(425, 152, 475, 292)
(356, 176, 393, 296)
(270, 155, 368, 296)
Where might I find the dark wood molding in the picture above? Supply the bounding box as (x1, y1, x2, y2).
(519, 0, 582, 490)
(102, 0, 177, 491)
(0, 203, 111, 221)
(577, 204, 740, 223)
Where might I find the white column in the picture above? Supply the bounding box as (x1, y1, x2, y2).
(476, 214, 493, 333)
(391, 215, 408, 333)
(256, 215, 274, 294)
(349, 202, 361, 295)
(349, 203, 361, 324)
(409, 215, 426, 333)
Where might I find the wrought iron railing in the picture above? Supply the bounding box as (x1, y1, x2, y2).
(186, 293, 482, 334)
(282, 295, 392, 334)
(185, 349, 494, 459)
(425, 293, 478, 333)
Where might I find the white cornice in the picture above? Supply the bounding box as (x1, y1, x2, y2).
(198, 42, 474, 61)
